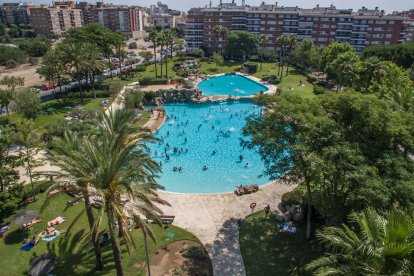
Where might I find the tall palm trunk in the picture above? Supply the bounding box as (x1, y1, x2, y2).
(165, 52, 168, 79)
(286, 46, 292, 76)
(159, 44, 164, 78)
(91, 72, 96, 98)
(82, 189, 103, 270)
(117, 215, 125, 238)
(305, 178, 312, 240)
(106, 195, 124, 276)
(153, 42, 157, 78)
(170, 43, 173, 61)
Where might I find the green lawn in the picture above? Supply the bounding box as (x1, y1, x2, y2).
(276, 72, 315, 99)
(9, 97, 109, 130)
(0, 191, 200, 275)
(240, 211, 322, 276)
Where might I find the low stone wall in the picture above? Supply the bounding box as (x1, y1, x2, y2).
(148, 88, 255, 105)
(149, 88, 203, 105)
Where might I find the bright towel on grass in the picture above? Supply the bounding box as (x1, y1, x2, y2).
(20, 243, 35, 251)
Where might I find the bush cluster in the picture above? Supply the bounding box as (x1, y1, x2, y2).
(243, 62, 258, 73)
(139, 76, 168, 85)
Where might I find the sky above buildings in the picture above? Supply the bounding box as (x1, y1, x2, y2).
(14, 0, 413, 13)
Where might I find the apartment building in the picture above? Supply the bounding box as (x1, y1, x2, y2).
(31, 1, 82, 36)
(0, 2, 31, 26)
(393, 10, 414, 42)
(77, 3, 145, 34)
(185, 1, 406, 54)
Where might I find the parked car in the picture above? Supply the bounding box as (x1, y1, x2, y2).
(111, 57, 119, 62)
(42, 83, 57, 91)
(58, 79, 70, 85)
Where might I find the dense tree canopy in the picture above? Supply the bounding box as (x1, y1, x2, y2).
(361, 43, 414, 68)
(243, 92, 414, 225)
(224, 31, 258, 61)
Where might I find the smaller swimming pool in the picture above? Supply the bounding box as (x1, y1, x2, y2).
(198, 74, 268, 96)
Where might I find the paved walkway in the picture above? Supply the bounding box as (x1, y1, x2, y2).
(158, 181, 294, 276)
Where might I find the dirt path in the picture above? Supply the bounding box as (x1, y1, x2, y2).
(0, 63, 43, 89)
(150, 240, 213, 276)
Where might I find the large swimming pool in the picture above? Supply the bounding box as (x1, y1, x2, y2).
(198, 74, 268, 96)
(148, 101, 269, 193)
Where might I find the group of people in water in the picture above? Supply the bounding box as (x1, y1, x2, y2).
(148, 106, 258, 172)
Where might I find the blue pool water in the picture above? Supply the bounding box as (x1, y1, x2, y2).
(198, 74, 268, 96)
(148, 101, 269, 193)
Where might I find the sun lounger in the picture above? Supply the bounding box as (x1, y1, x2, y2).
(0, 225, 9, 235)
(47, 216, 66, 227)
(160, 215, 175, 224)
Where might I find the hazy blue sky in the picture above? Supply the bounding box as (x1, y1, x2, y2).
(8, 0, 413, 13)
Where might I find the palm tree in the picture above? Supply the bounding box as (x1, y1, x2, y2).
(148, 29, 159, 78)
(285, 35, 297, 76)
(157, 31, 166, 78)
(276, 34, 290, 79)
(360, 56, 386, 93)
(45, 134, 104, 271)
(386, 87, 414, 112)
(219, 26, 229, 55)
(92, 108, 168, 276)
(306, 208, 414, 275)
(83, 44, 106, 98)
(164, 29, 175, 61)
(212, 26, 221, 54)
(58, 43, 87, 104)
(259, 34, 268, 71)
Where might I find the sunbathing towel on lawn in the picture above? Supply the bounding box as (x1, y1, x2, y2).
(42, 230, 62, 242)
(47, 216, 66, 227)
(20, 243, 35, 251)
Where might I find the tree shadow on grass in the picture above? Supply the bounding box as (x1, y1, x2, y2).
(239, 212, 322, 276)
(3, 228, 29, 245)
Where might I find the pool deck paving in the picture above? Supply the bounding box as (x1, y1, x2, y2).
(158, 181, 294, 276)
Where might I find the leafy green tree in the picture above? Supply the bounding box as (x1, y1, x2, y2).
(108, 80, 124, 98)
(212, 53, 224, 70)
(225, 31, 258, 61)
(326, 51, 360, 92)
(124, 88, 144, 109)
(244, 92, 414, 236)
(0, 124, 20, 192)
(18, 37, 51, 57)
(14, 89, 41, 119)
(370, 61, 414, 111)
(0, 75, 24, 93)
(0, 89, 13, 116)
(358, 56, 386, 93)
(318, 42, 354, 73)
(0, 46, 26, 65)
(139, 51, 153, 62)
(291, 39, 318, 70)
(36, 49, 66, 96)
(306, 208, 414, 275)
(16, 119, 43, 201)
(128, 42, 137, 49)
(361, 43, 414, 68)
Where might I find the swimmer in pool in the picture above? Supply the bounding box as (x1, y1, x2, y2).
(203, 164, 208, 171)
(239, 155, 243, 162)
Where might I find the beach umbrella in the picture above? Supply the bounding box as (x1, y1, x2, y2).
(14, 210, 38, 225)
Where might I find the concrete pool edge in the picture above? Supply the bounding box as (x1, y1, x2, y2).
(157, 179, 279, 195)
